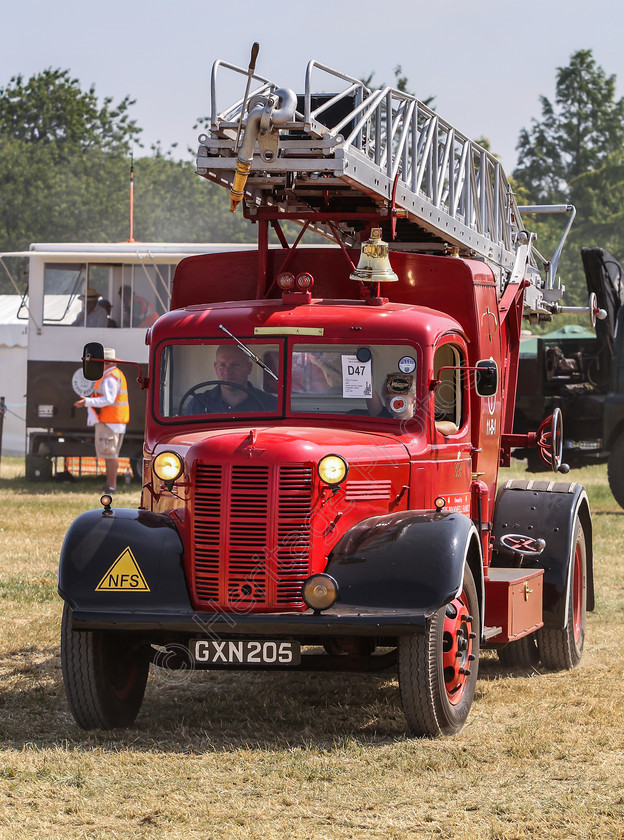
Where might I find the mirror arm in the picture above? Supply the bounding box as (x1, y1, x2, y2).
(429, 365, 496, 390)
(81, 355, 149, 390)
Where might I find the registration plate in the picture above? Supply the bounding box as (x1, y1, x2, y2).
(191, 639, 301, 666)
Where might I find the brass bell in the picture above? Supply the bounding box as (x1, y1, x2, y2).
(350, 228, 399, 283)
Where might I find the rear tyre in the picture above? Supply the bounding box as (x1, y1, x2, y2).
(130, 451, 143, 482)
(537, 520, 587, 670)
(608, 434, 624, 509)
(399, 564, 479, 737)
(61, 603, 151, 729)
(497, 635, 539, 667)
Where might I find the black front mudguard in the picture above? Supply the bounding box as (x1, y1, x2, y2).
(327, 510, 483, 621)
(58, 508, 190, 614)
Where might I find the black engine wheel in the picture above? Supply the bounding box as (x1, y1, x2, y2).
(61, 603, 151, 729)
(398, 563, 479, 737)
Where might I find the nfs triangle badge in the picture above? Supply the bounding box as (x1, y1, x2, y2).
(95, 546, 150, 592)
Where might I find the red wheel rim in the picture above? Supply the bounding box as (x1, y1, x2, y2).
(572, 542, 583, 644)
(442, 589, 474, 705)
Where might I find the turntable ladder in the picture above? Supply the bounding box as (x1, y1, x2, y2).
(197, 58, 571, 314)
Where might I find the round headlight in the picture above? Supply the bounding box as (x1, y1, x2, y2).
(153, 451, 184, 482)
(302, 574, 339, 611)
(317, 454, 348, 486)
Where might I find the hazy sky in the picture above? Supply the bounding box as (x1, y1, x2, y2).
(2, 0, 624, 175)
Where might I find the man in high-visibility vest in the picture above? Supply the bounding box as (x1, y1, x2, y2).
(74, 347, 129, 492)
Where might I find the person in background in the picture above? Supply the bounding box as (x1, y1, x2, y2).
(74, 348, 129, 492)
(71, 287, 108, 327)
(98, 298, 118, 328)
(119, 284, 158, 328)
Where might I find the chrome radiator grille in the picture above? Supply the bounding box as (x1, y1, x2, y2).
(192, 463, 313, 610)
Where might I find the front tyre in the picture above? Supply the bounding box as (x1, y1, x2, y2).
(537, 520, 587, 670)
(399, 564, 479, 737)
(61, 603, 151, 729)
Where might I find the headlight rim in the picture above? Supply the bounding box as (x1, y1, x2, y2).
(317, 454, 349, 487)
(302, 573, 339, 611)
(152, 450, 184, 483)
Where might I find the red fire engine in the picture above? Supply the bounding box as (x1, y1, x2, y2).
(59, 51, 594, 736)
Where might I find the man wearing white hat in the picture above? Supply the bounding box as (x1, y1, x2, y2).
(74, 348, 129, 492)
(71, 287, 108, 327)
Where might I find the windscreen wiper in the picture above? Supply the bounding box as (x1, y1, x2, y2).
(219, 323, 279, 380)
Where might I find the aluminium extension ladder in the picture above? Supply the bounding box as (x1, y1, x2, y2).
(196, 57, 573, 317)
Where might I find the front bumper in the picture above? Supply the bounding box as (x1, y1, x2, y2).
(69, 603, 428, 635)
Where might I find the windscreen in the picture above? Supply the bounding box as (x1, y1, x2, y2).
(290, 343, 419, 419)
(159, 341, 281, 418)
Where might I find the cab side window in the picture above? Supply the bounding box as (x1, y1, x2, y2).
(433, 344, 464, 434)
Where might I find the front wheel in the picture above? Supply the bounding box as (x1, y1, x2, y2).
(399, 564, 480, 737)
(61, 603, 151, 729)
(537, 520, 587, 670)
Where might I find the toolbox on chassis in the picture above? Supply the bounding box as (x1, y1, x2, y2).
(59, 52, 594, 737)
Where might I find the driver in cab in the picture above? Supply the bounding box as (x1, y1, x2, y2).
(185, 344, 277, 414)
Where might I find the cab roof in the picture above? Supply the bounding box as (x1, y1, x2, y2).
(149, 296, 465, 348)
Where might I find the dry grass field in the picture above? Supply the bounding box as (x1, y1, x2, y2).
(0, 455, 623, 839)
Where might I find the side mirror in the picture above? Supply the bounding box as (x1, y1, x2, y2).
(475, 359, 498, 397)
(83, 342, 104, 381)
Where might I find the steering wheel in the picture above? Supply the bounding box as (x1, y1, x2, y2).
(178, 380, 265, 414)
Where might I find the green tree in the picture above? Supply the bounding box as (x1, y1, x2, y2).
(0, 68, 144, 263)
(0, 68, 140, 158)
(514, 49, 624, 203)
(133, 149, 254, 243)
(0, 67, 257, 287)
(513, 50, 624, 308)
(568, 151, 624, 254)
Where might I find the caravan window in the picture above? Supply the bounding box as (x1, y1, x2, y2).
(119, 264, 171, 328)
(42, 263, 86, 324)
(41, 262, 173, 327)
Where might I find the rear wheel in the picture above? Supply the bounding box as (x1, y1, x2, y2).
(61, 603, 151, 729)
(608, 434, 624, 509)
(129, 450, 143, 482)
(537, 520, 587, 670)
(497, 635, 539, 667)
(399, 564, 479, 737)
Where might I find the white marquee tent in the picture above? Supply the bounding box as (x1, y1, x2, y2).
(0, 296, 27, 456)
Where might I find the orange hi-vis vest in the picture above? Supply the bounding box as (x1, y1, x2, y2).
(93, 367, 129, 425)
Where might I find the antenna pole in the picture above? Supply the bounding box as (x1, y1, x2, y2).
(128, 151, 135, 243)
